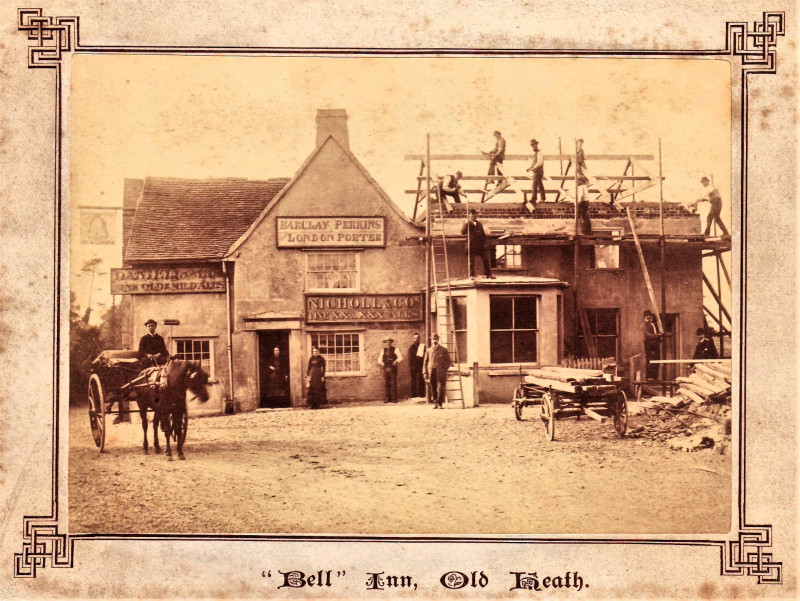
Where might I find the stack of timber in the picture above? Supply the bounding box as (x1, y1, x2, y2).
(675, 362, 732, 405)
(628, 361, 732, 454)
(524, 366, 616, 392)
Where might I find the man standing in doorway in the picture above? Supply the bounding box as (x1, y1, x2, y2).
(424, 333, 452, 409)
(642, 310, 662, 381)
(377, 338, 403, 403)
(266, 346, 289, 406)
(461, 209, 495, 279)
(408, 333, 426, 399)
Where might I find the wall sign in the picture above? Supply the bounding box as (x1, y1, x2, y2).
(306, 294, 423, 323)
(276, 217, 386, 248)
(111, 266, 225, 294)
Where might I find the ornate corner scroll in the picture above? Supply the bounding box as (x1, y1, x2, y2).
(18, 8, 78, 68)
(13, 517, 74, 578)
(722, 526, 782, 584)
(726, 11, 785, 74)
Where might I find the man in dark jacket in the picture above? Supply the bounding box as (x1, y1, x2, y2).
(377, 337, 403, 403)
(138, 319, 169, 365)
(642, 310, 662, 380)
(407, 333, 426, 398)
(692, 328, 719, 361)
(461, 209, 495, 279)
(423, 333, 452, 409)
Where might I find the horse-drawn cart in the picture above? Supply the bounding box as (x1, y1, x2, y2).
(87, 350, 162, 452)
(87, 350, 209, 458)
(512, 366, 628, 441)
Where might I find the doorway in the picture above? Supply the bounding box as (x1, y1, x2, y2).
(258, 330, 291, 408)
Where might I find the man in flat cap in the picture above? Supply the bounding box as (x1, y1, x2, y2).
(527, 139, 546, 203)
(423, 333, 452, 409)
(377, 337, 403, 403)
(138, 319, 169, 365)
(642, 310, 662, 380)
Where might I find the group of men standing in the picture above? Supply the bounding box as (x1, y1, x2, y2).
(378, 333, 452, 408)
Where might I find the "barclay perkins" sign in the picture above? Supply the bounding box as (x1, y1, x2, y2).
(276, 217, 385, 248)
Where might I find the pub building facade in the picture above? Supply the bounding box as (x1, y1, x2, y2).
(118, 110, 426, 412)
(118, 109, 713, 412)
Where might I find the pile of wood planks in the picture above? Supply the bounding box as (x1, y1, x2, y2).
(675, 362, 731, 405)
(524, 366, 613, 393)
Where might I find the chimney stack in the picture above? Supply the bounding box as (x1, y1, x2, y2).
(315, 109, 350, 150)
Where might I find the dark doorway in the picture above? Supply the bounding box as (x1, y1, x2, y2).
(258, 331, 291, 408)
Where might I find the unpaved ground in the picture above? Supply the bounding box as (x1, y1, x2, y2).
(69, 400, 731, 535)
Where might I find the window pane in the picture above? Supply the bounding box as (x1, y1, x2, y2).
(452, 298, 467, 331)
(311, 332, 360, 374)
(455, 332, 467, 363)
(514, 331, 538, 362)
(514, 297, 538, 330)
(596, 337, 617, 359)
(307, 252, 358, 290)
(490, 297, 513, 330)
(593, 309, 617, 335)
(490, 331, 513, 363)
(594, 245, 619, 268)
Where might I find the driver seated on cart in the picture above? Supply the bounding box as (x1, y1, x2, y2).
(138, 319, 169, 366)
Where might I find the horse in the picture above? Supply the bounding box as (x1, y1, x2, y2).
(135, 360, 209, 460)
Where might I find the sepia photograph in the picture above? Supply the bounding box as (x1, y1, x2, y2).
(68, 55, 733, 535)
(1, 2, 796, 599)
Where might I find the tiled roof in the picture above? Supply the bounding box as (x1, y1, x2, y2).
(125, 177, 289, 262)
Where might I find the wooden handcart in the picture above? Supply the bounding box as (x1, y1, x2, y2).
(512, 366, 628, 441)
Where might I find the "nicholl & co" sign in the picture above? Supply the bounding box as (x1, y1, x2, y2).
(276, 217, 386, 248)
(306, 294, 423, 323)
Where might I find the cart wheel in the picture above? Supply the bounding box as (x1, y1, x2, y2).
(614, 390, 628, 438)
(88, 374, 106, 452)
(540, 392, 555, 441)
(513, 388, 524, 421)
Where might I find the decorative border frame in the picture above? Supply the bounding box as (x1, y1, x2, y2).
(12, 7, 785, 587)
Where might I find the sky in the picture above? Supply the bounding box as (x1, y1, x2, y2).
(70, 55, 731, 319)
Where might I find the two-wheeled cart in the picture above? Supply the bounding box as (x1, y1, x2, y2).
(87, 350, 161, 452)
(512, 366, 628, 441)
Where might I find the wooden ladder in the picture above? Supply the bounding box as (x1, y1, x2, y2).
(429, 200, 466, 409)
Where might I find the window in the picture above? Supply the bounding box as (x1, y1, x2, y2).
(310, 332, 362, 375)
(493, 244, 523, 269)
(489, 295, 539, 363)
(306, 252, 359, 291)
(590, 229, 622, 269)
(173, 338, 215, 378)
(451, 297, 468, 363)
(576, 309, 619, 359)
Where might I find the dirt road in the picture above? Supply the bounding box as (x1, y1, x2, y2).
(69, 401, 731, 535)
